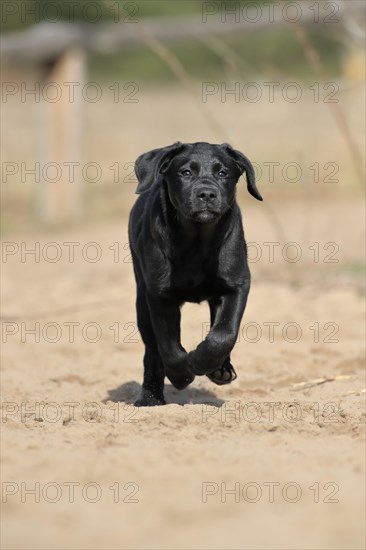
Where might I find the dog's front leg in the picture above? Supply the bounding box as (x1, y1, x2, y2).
(188, 285, 249, 376)
(147, 295, 195, 390)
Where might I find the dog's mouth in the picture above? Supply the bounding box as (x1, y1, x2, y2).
(190, 208, 221, 223)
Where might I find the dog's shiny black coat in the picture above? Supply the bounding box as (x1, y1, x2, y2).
(128, 142, 262, 406)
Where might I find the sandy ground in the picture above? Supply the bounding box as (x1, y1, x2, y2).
(1, 190, 365, 549)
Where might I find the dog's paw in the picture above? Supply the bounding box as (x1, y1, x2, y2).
(166, 370, 195, 390)
(134, 396, 165, 406)
(134, 389, 166, 407)
(187, 344, 225, 375)
(165, 355, 195, 390)
(206, 362, 237, 386)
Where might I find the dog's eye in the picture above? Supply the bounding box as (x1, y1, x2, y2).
(181, 170, 191, 177)
(218, 170, 227, 177)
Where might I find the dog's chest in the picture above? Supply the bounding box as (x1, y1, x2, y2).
(169, 240, 218, 300)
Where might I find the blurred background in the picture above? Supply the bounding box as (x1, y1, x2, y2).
(1, 0, 365, 231)
(1, 2, 365, 550)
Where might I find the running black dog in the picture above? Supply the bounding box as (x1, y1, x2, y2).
(128, 142, 262, 406)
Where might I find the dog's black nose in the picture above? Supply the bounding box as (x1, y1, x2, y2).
(196, 187, 217, 202)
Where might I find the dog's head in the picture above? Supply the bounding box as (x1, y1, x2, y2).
(135, 142, 262, 224)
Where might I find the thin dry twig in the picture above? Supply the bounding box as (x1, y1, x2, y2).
(195, 34, 291, 253)
(291, 24, 365, 185)
(135, 23, 232, 142)
(341, 388, 366, 396)
(291, 375, 352, 391)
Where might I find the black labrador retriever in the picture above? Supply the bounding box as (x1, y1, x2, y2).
(128, 142, 262, 406)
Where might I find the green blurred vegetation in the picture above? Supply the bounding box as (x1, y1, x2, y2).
(1, 0, 112, 29)
(89, 27, 342, 82)
(1, 0, 262, 30)
(1, 0, 343, 80)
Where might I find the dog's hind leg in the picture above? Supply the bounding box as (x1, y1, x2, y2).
(134, 286, 166, 406)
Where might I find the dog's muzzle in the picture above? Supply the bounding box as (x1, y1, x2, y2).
(190, 185, 222, 223)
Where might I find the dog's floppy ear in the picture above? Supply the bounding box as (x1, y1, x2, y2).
(221, 143, 263, 201)
(134, 142, 184, 194)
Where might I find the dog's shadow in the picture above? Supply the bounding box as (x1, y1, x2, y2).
(103, 381, 225, 407)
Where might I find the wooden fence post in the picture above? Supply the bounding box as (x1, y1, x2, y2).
(35, 47, 85, 224)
